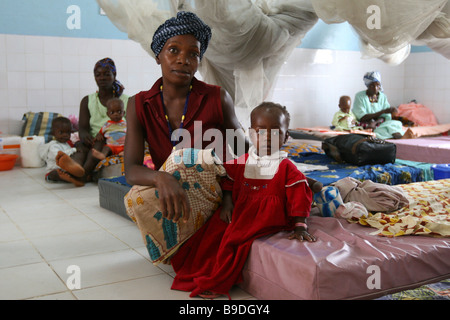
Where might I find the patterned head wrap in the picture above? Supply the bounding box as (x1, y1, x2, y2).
(151, 11, 212, 59)
(94, 58, 125, 97)
(363, 71, 383, 91)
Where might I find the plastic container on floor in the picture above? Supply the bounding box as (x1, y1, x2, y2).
(0, 154, 19, 171)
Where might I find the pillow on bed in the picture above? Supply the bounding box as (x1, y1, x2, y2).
(124, 148, 226, 265)
(397, 103, 438, 126)
(21, 112, 62, 143)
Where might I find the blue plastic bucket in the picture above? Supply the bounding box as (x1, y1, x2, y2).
(431, 164, 450, 180)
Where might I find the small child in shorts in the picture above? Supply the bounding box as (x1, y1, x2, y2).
(92, 97, 127, 160)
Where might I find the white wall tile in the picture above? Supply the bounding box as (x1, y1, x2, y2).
(45, 72, 63, 89)
(7, 71, 26, 90)
(6, 35, 25, 53)
(26, 90, 46, 109)
(26, 53, 45, 72)
(26, 72, 45, 90)
(0, 34, 6, 54)
(0, 71, 7, 89)
(9, 107, 28, 123)
(61, 55, 80, 73)
(25, 36, 44, 54)
(0, 53, 6, 72)
(7, 89, 27, 108)
(44, 89, 63, 108)
(44, 54, 62, 72)
(43, 37, 62, 55)
(7, 53, 26, 72)
(61, 37, 81, 55)
(63, 89, 80, 108)
(0, 89, 8, 108)
(62, 72, 80, 90)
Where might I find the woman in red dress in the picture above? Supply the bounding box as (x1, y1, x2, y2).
(124, 12, 248, 223)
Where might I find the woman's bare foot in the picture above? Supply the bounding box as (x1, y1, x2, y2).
(91, 148, 106, 160)
(57, 169, 85, 187)
(56, 151, 85, 177)
(401, 128, 417, 139)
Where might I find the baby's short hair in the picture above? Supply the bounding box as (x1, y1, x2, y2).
(106, 97, 124, 109)
(51, 116, 72, 130)
(251, 101, 291, 128)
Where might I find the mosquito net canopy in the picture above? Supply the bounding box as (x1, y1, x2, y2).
(97, 0, 449, 120)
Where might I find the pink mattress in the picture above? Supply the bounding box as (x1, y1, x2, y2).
(387, 136, 450, 163)
(240, 216, 450, 300)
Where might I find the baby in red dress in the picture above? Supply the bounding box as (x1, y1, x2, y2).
(171, 102, 317, 299)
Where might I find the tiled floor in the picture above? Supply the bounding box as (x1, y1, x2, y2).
(0, 166, 255, 300)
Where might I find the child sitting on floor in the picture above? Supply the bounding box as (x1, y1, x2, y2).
(332, 96, 363, 131)
(39, 117, 85, 187)
(170, 101, 317, 299)
(92, 97, 127, 160)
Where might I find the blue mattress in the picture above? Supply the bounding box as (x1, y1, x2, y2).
(290, 152, 425, 186)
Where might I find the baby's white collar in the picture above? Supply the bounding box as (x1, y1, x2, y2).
(244, 146, 287, 179)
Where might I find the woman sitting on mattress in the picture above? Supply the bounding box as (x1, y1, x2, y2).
(124, 12, 248, 223)
(58, 58, 129, 185)
(352, 71, 405, 139)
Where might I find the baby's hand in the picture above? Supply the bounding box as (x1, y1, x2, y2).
(95, 133, 105, 142)
(289, 230, 317, 242)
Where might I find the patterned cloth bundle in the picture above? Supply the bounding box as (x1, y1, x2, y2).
(124, 148, 226, 265)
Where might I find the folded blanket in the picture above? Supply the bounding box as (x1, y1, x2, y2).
(333, 177, 409, 212)
(350, 179, 450, 237)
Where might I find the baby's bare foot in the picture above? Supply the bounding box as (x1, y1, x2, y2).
(91, 148, 106, 160)
(56, 151, 85, 177)
(57, 169, 85, 187)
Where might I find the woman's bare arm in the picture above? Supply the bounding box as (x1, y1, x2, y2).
(124, 96, 190, 222)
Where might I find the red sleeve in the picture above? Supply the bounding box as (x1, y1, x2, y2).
(284, 160, 313, 217)
(220, 153, 247, 191)
(98, 123, 106, 136)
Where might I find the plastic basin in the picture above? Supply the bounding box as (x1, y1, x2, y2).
(0, 154, 18, 171)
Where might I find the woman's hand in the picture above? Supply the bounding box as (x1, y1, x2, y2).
(154, 171, 191, 223)
(384, 107, 397, 114)
(95, 132, 105, 143)
(79, 131, 95, 148)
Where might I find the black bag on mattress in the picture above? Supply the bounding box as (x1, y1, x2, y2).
(322, 134, 396, 166)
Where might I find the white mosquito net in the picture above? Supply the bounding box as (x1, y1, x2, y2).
(97, 0, 449, 121)
(96, 0, 318, 120)
(311, 0, 450, 65)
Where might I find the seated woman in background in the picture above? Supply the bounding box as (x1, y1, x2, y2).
(352, 71, 405, 139)
(71, 58, 129, 181)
